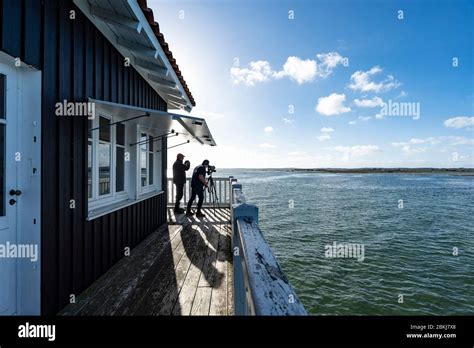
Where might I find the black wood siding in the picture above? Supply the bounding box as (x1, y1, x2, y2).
(0, 0, 169, 315)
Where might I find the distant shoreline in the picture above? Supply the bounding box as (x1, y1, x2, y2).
(288, 168, 474, 176)
(176, 168, 474, 176)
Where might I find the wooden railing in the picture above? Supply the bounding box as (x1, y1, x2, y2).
(230, 179, 307, 315)
(167, 177, 232, 207)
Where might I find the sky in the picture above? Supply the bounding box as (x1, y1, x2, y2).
(148, 0, 473, 169)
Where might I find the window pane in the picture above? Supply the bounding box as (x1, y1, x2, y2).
(116, 147, 124, 192)
(0, 124, 5, 216)
(98, 142, 111, 195)
(140, 149, 147, 187)
(139, 133, 147, 151)
(117, 123, 125, 146)
(88, 140, 92, 198)
(149, 135, 154, 151)
(88, 119, 92, 135)
(0, 74, 5, 119)
(99, 117, 110, 142)
(149, 153, 154, 185)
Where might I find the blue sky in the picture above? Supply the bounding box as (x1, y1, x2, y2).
(149, 0, 473, 168)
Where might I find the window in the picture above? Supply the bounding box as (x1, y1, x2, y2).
(140, 133, 147, 187)
(88, 120, 93, 199)
(139, 130, 157, 192)
(87, 113, 162, 218)
(98, 116, 111, 196)
(149, 135, 154, 185)
(88, 114, 128, 208)
(116, 123, 125, 192)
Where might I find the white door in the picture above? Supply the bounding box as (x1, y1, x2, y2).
(0, 61, 19, 315)
(0, 53, 41, 315)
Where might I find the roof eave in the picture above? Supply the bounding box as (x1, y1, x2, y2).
(73, 0, 195, 111)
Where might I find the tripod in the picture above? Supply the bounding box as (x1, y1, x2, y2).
(207, 173, 220, 213)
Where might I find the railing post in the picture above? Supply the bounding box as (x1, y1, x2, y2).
(188, 178, 191, 206)
(232, 201, 259, 315)
(167, 179, 171, 204)
(229, 177, 237, 206)
(230, 182, 241, 225)
(171, 179, 174, 205)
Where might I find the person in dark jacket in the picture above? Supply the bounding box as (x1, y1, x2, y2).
(186, 160, 209, 218)
(172, 153, 190, 213)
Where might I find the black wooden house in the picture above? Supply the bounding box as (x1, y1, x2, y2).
(0, 0, 214, 315)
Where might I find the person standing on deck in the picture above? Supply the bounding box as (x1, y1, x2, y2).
(186, 160, 209, 218)
(172, 153, 190, 213)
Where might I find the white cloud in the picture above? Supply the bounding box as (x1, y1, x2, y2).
(316, 52, 347, 78)
(316, 93, 351, 116)
(392, 136, 474, 156)
(409, 138, 428, 144)
(231, 52, 347, 86)
(391, 140, 428, 154)
(264, 126, 274, 133)
(443, 116, 474, 129)
(317, 134, 331, 141)
(348, 66, 400, 93)
(400, 145, 427, 154)
(449, 136, 474, 145)
(275, 56, 317, 84)
(335, 145, 379, 158)
(358, 116, 372, 121)
(354, 96, 384, 108)
(288, 151, 307, 156)
(168, 140, 470, 169)
(260, 142, 277, 149)
(349, 120, 357, 125)
(317, 127, 335, 141)
(392, 137, 442, 147)
(394, 90, 408, 99)
(230, 60, 275, 86)
(320, 127, 334, 133)
(282, 118, 294, 124)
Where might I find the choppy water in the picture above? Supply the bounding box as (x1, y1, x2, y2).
(217, 169, 474, 315)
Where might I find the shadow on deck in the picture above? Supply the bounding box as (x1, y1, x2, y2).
(61, 208, 233, 316)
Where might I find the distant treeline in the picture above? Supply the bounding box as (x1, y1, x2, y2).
(290, 168, 474, 175)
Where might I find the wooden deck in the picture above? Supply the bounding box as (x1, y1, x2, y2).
(61, 208, 233, 316)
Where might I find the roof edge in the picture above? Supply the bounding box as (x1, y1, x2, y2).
(137, 0, 196, 107)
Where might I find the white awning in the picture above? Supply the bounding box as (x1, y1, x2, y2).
(74, 0, 194, 111)
(90, 98, 216, 146)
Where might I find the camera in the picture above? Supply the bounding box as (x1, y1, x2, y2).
(207, 165, 216, 174)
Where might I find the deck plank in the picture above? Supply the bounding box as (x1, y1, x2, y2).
(60, 223, 178, 315)
(191, 287, 212, 315)
(209, 225, 232, 315)
(95, 225, 182, 315)
(60, 208, 232, 316)
(171, 222, 215, 315)
(149, 223, 203, 315)
(128, 223, 201, 315)
(111, 227, 181, 315)
(197, 222, 222, 288)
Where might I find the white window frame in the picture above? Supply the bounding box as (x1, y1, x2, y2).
(87, 122, 93, 200)
(87, 116, 164, 220)
(115, 122, 126, 194)
(88, 113, 128, 210)
(137, 126, 160, 196)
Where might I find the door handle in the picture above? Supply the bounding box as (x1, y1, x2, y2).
(9, 199, 16, 206)
(9, 189, 22, 196)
